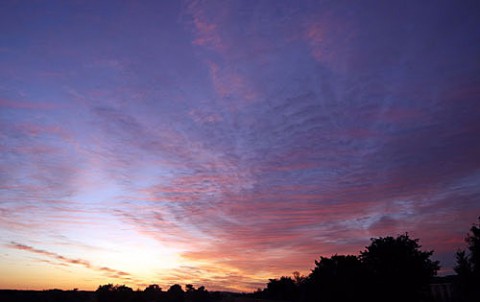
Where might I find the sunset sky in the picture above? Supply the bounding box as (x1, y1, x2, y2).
(1, 0, 480, 293)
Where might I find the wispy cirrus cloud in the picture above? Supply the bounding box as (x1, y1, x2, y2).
(8, 242, 133, 280)
(1, 0, 480, 292)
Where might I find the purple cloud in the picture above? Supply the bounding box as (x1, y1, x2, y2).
(1, 0, 479, 291)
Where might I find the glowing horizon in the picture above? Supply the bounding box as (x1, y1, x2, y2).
(1, 0, 480, 292)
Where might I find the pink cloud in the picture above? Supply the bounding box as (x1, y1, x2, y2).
(0, 98, 59, 110)
(185, 0, 227, 53)
(192, 16, 224, 51)
(183, 2, 259, 104)
(13, 122, 72, 139)
(304, 20, 326, 62)
(302, 12, 358, 71)
(207, 61, 258, 104)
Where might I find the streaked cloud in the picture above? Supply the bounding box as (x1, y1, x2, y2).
(1, 0, 479, 292)
(8, 242, 133, 281)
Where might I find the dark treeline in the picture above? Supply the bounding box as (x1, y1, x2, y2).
(0, 218, 478, 302)
(95, 283, 223, 302)
(252, 233, 439, 302)
(0, 289, 94, 302)
(251, 218, 480, 302)
(0, 284, 225, 302)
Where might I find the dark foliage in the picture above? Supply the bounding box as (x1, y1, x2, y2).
(0, 289, 93, 302)
(455, 217, 480, 301)
(166, 284, 184, 302)
(264, 276, 298, 301)
(94, 283, 219, 302)
(360, 233, 440, 302)
(96, 284, 135, 302)
(185, 284, 212, 302)
(256, 234, 439, 302)
(0, 284, 223, 302)
(143, 284, 164, 302)
(303, 254, 368, 302)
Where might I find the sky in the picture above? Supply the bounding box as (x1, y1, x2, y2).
(1, 0, 480, 293)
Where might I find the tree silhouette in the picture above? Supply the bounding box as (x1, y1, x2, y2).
(90, 283, 223, 302)
(96, 284, 134, 302)
(455, 217, 480, 301)
(144, 284, 163, 302)
(292, 271, 306, 285)
(185, 285, 211, 302)
(96, 284, 115, 302)
(167, 284, 185, 302)
(303, 255, 367, 302)
(264, 276, 298, 301)
(254, 233, 441, 302)
(360, 233, 440, 302)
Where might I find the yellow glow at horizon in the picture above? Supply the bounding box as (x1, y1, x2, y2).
(0, 256, 99, 290)
(107, 244, 183, 279)
(0, 249, 281, 292)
